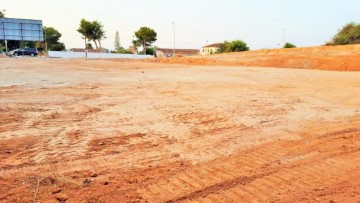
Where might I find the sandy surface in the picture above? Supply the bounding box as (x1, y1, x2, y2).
(0, 58, 360, 202)
(151, 44, 360, 71)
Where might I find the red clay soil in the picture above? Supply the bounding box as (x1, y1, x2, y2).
(150, 44, 360, 71)
(0, 58, 359, 202)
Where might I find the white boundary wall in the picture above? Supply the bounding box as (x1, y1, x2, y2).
(48, 51, 154, 59)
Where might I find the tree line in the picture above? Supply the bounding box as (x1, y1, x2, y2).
(211, 22, 359, 53)
(76, 19, 158, 54)
(1, 9, 359, 54)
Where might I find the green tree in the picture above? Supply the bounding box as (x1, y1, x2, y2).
(90, 20, 106, 51)
(113, 47, 133, 54)
(114, 31, 121, 52)
(49, 43, 65, 51)
(77, 19, 106, 52)
(86, 43, 93, 49)
(112, 31, 134, 54)
(0, 10, 5, 18)
(221, 40, 249, 53)
(283, 42, 296, 48)
(36, 26, 65, 51)
(218, 41, 229, 53)
(77, 19, 94, 51)
(326, 22, 360, 45)
(145, 46, 157, 55)
(133, 27, 157, 55)
(44, 27, 62, 45)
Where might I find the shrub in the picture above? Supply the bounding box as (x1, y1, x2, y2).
(219, 40, 249, 53)
(326, 22, 360, 45)
(50, 43, 65, 51)
(283, 42, 296, 48)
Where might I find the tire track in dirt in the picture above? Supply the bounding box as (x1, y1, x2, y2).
(139, 122, 360, 202)
(206, 152, 360, 203)
(139, 141, 292, 202)
(0, 151, 176, 178)
(165, 151, 360, 203)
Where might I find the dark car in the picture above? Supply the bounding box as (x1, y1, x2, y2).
(13, 48, 38, 57)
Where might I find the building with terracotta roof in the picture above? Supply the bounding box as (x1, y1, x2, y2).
(128, 46, 137, 54)
(200, 43, 222, 55)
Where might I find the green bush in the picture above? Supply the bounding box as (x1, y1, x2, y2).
(50, 43, 65, 51)
(219, 40, 249, 53)
(283, 42, 296, 48)
(114, 47, 133, 54)
(327, 22, 360, 45)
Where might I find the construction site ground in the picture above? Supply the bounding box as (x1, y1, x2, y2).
(0, 45, 360, 202)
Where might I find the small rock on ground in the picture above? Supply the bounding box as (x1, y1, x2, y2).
(55, 193, 68, 202)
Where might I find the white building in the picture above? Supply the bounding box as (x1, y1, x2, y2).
(200, 43, 222, 55)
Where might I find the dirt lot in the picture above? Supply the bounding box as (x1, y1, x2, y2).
(151, 44, 360, 71)
(0, 56, 360, 202)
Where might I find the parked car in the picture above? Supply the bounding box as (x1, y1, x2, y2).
(13, 48, 38, 57)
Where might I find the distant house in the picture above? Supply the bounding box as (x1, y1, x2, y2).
(200, 43, 222, 55)
(156, 48, 200, 57)
(128, 46, 137, 54)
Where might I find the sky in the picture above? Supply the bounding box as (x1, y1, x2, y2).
(2, 0, 360, 50)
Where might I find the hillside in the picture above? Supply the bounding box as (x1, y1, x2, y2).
(151, 44, 360, 71)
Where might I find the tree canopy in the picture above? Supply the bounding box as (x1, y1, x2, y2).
(77, 19, 106, 52)
(283, 42, 296, 48)
(77, 19, 93, 39)
(219, 40, 249, 53)
(114, 31, 121, 52)
(36, 26, 65, 51)
(0, 10, 5, 18)
(133, 27, 157, 54)
(111, 31, 133, 54)
(327, 22, 360, 45)
(44, 27, 62, 45)
(86, 43, 93, 49)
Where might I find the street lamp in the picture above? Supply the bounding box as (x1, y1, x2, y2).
(172, 22, 175, 57)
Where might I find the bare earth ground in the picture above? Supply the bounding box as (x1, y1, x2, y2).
(0, 55, 360, 203)
(150, 44, 360, 71)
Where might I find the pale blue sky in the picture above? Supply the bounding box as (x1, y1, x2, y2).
(2, 0, 360, 50)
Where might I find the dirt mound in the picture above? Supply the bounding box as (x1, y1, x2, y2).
(150, 44, 360, 71)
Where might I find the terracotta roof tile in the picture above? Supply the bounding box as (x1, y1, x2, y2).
(202, 43, 222, 48)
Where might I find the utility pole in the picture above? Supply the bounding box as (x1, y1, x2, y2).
(172, 22, 175, 57)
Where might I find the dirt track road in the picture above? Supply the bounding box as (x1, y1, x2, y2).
(0, 58, 360, 202)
